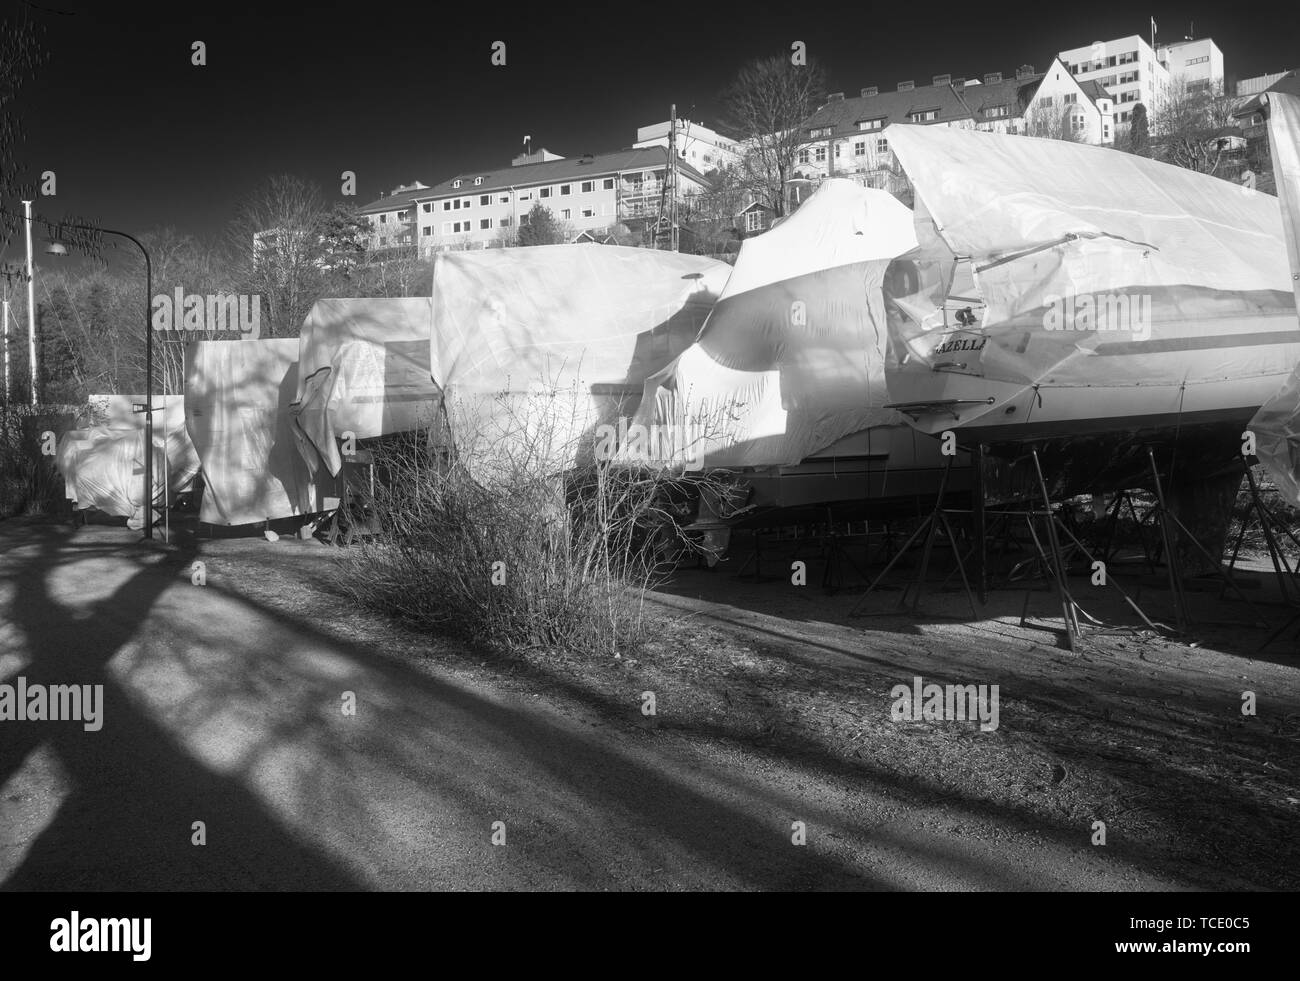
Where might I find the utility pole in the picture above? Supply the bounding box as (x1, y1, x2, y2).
(23, 200, 36, 406)
(2, 280, 10, 406)
(669, 104, 679, 252)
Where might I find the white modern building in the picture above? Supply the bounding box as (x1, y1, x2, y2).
(1157, 37, 1225, 93)
(1060, 35, 1168, 133)
(633, 119, 740, 174)
(1060, 32, 1226, 134)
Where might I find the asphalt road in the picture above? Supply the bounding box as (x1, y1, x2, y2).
(0, 520, 1188, 890)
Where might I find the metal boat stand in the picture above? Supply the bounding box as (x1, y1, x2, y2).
(788, 509, 876, 592)
(1139, 446, 1267, 635)
(1221, 458, 1300, 651)
(1008, 447, 1169, 652)
(1223, 458, 1300, 605)
(849, 454, 980, 619)
(1098, 489, 1159, 573)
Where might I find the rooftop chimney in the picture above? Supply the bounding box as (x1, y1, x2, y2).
(828, 91, 844, 101)
(897, 80, 915, 92)
(983, 71, 1003, 84)
(952, 76, 966, 88)
(861, 86, 878, 97)
(1015, 64, 1035, 79)
(933, 73, 951, 86)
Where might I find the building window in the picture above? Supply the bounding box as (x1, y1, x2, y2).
(422, 226, 431, 236)
(474, 176, 483, 185)
(581, 180, 594, 193)
(540, 187, 552, 198)
(581, 207, 594, 218)
(519, 213, 530, 226)
(422, 203, 432, 213)
(858, 118, 883, 130)
(500, 216, 511, 227)
(560, 184, 572, 195)
(798, 149, 810, 164)
(814, 146, 826, 162)
(561, 208, 571, 219)
(499, 194, 509, 204)
(809, 126, 832, 138)
(853, 140, 866, 156)
(442, 201, 451, 211)
(876, 137, 889, 153)
(518, 190, 532, 201)
(1119, 50, 1137, 64)
(1118, 71, 1138, 85)
(602, 177, 615, 190)
(908, 109, 938, 122)
(1187, 55, 1209, 66)
(480, 218, 492, 230)
(453, 180, 461, 188)
(480, 195, 491, 206)
(379, 214, 388, 224)
(745, 210, 763, 232)
(453, 199, 462, 210)
(985, 105, 1010, 118)
(1063, 92, 1078, 105)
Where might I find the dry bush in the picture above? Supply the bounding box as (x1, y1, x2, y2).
(0, 406, 68, 517)
(334, 392, 724, 658)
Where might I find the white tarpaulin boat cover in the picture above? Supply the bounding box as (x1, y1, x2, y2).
(292, 297, 439, 477)
(186, 338, 340, 525)
(1246, 89, 1300, 504)
(627, 178, 918, 468)
(884, 123, 1296, 390)
(428, 245, 730, 468)
(54, 395, 198, 529)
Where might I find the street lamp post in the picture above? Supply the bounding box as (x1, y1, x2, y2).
(46, 225, 155, 539)
(22, 201, 37, 406)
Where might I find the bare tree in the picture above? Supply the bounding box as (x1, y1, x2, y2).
(0, 10, 45, 255)
(720, 55, 828, 217)
(228, 175, 329, 337)
(680, 164, 748, 254)
(1151, 78, 1241, 176)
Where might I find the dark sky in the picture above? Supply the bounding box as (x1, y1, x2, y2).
(10, 0, 1300, 248)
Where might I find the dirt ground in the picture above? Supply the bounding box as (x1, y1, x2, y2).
(169, 522, 1300, 887)
(3, 516, 1298, 890)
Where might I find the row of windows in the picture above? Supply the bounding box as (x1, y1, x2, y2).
(427, 205, 603, 237)
(438, 217, 512, 235)
(799, 138, 888, 164)
(375, 178, 620, 224)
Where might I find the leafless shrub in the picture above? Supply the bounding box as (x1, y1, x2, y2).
(334, 390, 730, 657)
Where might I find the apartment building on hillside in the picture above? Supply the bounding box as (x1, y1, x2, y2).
(792, 59, 1114, 201)
(358, 146, 708, 254)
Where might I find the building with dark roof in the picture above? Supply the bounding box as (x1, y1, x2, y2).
(358, 146, 707, 253)
(791, 58, 1114, 196)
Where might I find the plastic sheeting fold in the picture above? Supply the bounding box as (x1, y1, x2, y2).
(54, 395, 199, 529)
(292, 297, 440, 477)
(428, 245, 730, 468)
(881, 124, 1299, 439)
(1247, 91, 1300, 505)
(186, 338, 340, 525)
(628, 179, 919, 468)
